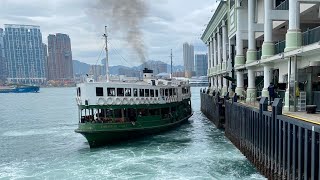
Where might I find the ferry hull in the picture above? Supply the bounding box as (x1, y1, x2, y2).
(76, 114, 192, 148)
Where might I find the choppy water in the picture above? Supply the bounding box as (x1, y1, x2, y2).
(0, 87, 265, 179)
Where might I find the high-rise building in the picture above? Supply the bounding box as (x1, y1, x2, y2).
(48, 33, 73, 80)
(89, 65, 103, 81)
(0, 28, 5, 82)
(195, 54, 208, 76)
(183, 43, 194, 78)
(42, 43, 48, 80)
(4, 24, 46, 84)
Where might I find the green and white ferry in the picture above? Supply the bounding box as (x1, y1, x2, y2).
(75, 28, 192, 147)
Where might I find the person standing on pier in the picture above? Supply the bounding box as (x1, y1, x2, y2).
(268, 83, 275, 105)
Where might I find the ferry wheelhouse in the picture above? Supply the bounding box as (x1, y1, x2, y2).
(75, 68, 192, 147)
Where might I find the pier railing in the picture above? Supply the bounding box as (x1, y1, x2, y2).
(225, 97, 320, 179)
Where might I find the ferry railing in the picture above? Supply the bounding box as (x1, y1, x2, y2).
(302, 26, 320, 46)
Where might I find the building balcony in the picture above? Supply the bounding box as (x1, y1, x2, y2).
(302, 26, 320, 46)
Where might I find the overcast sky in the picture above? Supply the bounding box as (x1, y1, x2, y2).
(0, 0, 217, 67)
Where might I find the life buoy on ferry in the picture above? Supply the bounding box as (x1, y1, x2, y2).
(106, 98, 113, 104)
(135, 98, 140, 104)
(129, 98, 134, 105)
(123, 98, 129, 104)
(140, 98, 145, 104)
(115, 98, 121, 105)
(97, 98, 106, 105)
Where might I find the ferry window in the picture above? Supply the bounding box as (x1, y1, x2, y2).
(77, 87, 81, 97)
(182, 87, 187, 94)
(150, 89, 154, 97)
(155, 90, 159, 97)
(139, 89, 144, 97)
(173, 89, 177, 96)
(125, 88, 131, 97)
(114, 109, 122, 118)
(145, 89, 150, 97)
(137, 108, 148, 116)
(160, 89, 164, 96)
(165, 89, 169, 96)
(149, 108, 160, 115)
(107, 88, 116, 96)
(169, 88, 173, 96)
(117, 88, 124, 96)
(133, 88, 138, 97)
(96, 87, 104, 96)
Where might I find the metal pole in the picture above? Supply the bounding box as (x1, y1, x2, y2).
(103, 26, 110, 82)
(170, 49, 173, 78)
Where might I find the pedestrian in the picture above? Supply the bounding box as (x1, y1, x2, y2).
(268, 83, 275, 105)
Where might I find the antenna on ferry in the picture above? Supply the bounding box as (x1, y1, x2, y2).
(103, 26, 110, 82)
(170, 49, 173, 79)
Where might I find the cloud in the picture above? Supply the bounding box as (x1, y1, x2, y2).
(0, 0, 216, 66)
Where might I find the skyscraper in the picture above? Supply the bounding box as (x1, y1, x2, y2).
(0, 28, 5, 81)
(183, 42, 194, 78)
(48, 33, 73, 80)
(4, 24, 46, 84)
(42, 43, 48, 80)
(195, 54, 208, 76)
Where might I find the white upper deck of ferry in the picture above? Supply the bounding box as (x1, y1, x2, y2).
(76, 68, 191, 106)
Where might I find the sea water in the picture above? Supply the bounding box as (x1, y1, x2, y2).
(0, 87, 265, 179)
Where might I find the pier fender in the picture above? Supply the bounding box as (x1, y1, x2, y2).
(97, 98, 106, 105)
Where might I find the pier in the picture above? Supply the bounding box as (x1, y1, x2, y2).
(200, 91, 320, 179)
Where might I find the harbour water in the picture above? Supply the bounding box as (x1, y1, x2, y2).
(0, 87, 265, 179)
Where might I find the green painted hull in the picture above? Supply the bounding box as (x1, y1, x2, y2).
(75, 114, 192, 147)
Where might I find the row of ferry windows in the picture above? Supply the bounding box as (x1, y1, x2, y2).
(95, 87, 184, 97)
(76, 87, 189, 97)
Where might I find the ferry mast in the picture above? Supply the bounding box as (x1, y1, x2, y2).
(103, 26, 110, 82)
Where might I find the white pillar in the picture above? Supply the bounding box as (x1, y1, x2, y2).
(222, 20, 227, 71)
(247, 0, 257, 64)
(222, 74, 228, 95)
(235, 3, 245, 67)
(262, 65, 272, 97)
(264, 0, 272, 42)
(235, 71, 244, 96)
(217, 30, 222, 71)
(262, 0, 274, 58)
(213, 35, 217, 67)
(210, 37, 214, 68)
(285, 0, 301, 51)
(246, 68, 257, 102)
(208, 42, 211, 69)
(288, 0, 300, 30)
(248, 0, 255, 50)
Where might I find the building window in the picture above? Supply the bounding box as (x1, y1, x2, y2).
(117, 88, 124, 96)
(107, 88, 116, 96)
(96, 87, 104, 96)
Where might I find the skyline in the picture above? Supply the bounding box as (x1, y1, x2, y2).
(0, 0, 217, 67)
